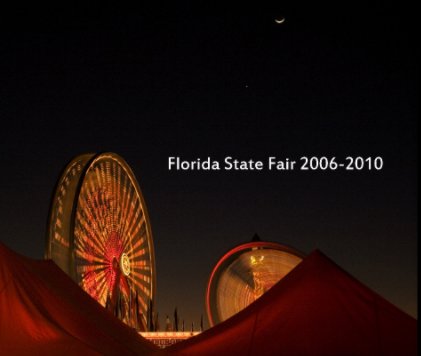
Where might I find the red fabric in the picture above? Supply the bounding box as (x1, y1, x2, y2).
(0, 243, 159, 355)
(167, 250, 417, 356)
(1, 243, 416, 355)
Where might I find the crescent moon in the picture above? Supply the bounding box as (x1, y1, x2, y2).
(275, 18, 285, 24)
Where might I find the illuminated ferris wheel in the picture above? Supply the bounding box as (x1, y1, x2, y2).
(46, 153, 155, 330)
(206, 236, 305, 326)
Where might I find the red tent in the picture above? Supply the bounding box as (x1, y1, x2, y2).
(0, 242, 160, 355)
(167, 250, 417, 356)
(1, 243, 417, 355)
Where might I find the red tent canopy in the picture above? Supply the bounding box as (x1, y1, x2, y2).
(1, 243, 416, 355)
(168, 250, 417, 356)
(0, 242, 160, 355)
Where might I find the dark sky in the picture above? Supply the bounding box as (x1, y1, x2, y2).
(0, 2, 417, 327)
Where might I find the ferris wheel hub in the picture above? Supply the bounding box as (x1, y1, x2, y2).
(120, 253, 131, 276)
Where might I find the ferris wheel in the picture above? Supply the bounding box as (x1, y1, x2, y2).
(206, 238, 304, 326)
(46, 153, 156, 330)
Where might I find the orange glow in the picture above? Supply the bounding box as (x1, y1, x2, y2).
(206, 241, 304, 326)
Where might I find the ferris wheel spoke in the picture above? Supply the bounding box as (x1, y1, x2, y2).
(75, 258, 107, 270)
(130, 270, 151, 286)
(128, 236, 145, 252)
(131, 262, 150, 275)
(74, 245, 104, 265)
(132, 267, 149, 279)
(134, 250, 148, 259)
(76, 258, 109, 270)
(77, 195, 107, 250)
(132, 265, 151, 277)
(74, 220, 106, 256)
(117, 196, 129, 247)
(47, 153, 155, 329)
(119, 180, 132, 241)
(136, 285, 151, 302)
(95, 189, 112, 241)
(127, 245, 147, 261)
(122, 201, 141, 246)
(124, 198, 139, 243)
(123, 221, 146, 254)
(116, 165, 123, 232)
(75, 240, 104, 264)
(93, 276, 109, 303)
(121, 201, 135, 247)
(84, 176, 103, 225)
(133, 281, 149, 299)
(131, 255, 149, 264)
(123, 213, 144, 249)
(111, 161, 120, 237)
(122, 233, 142, 255)
(89, 167, 110, 240)
(116, 174, 128, 236)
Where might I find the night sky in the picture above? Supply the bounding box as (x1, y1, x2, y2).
(0, 2, 417, 327)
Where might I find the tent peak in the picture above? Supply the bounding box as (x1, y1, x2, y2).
(251, 233, 261, 242)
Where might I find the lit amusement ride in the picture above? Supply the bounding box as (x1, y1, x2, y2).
(46, 153, 155, 330)
(206, 234, 305, 326)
